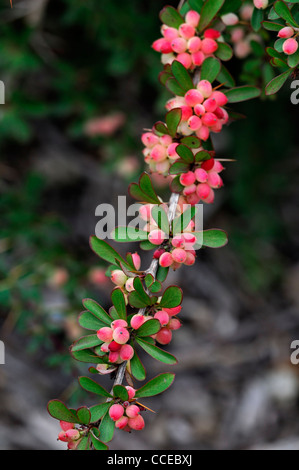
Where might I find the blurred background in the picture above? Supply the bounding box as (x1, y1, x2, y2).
(0, 0, 299, 450)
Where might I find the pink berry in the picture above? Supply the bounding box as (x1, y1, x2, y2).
(164, 306, 182, 316)
(120, 344, 134, 361)
(183, 184, 197, 196)
(171, 37, 188, 53)
(66, 429, 80, 441)
(126, 405, 140, 418)
(58, 431, 68, 442)
(202, 112, 218, 127)
(180, 105, 193, 121)
(109, 351, 120, 363)
(172, 234, 185, 248)
(111, 319, 128, 330)
(180, 171, 196, 186)
(163, 27, 179, 41)
(192, 51, 205, 66)
(100, 342, 110, 353)
(184, 251, 196, 266)
(115, 416, 129, 429)
(185, 10, 200, 28)
(125, 386, 136, 400)
(148, 229, 166, 245)
(201, 38, 218, 55)
(113, 327, 130, 345)
(201, 158, 215, 171)
(154, 248, 165, 259)
(176, 52, 192, 69)
(196, 183, 211, 199)
(195, 168, 208, 183)
(188, 37, 201, 53)
(207, 171, 223, 188)
(212, 160, 224, 173)
(97, 327, 114, 343)
(196, 125, 210, 141)
(179, 23, 196, 40)
(159, 251, 174, 268)
(128, 414, 145, 431)
(156, 328, 172, 345)
(253, 0, 268, 9)
(172, 248, 187, 264)
(109, 404, 125, 422)
(283, 38, 298, 55)
(221, 13, 239, 26)
(278, 27, 294, 39)
(197, 80, 213, 98)
(131, 314, 145, 330)
(188, 115, 202, 131)
(202, 188, 215, 204)
(204, 29, 221, 39)
(111, 270, 127, 287)
(108, 340, 122, 352)
(151, 144, 167, 162)
(167, 142, 179, 158)
(60, 421, 74, 432)
(154, 310, 170, 327)
(139, 204, 153, 221)
(194, 103, 206, 117)
(185, 89, 204, 107)
(210, 91, 228, 107)
(203, 98, 218, 113)
(125, 277, 135, 292)
(169, 318, 182, 330)
(141, 132, 159, 148)
(131, 252, 141, 270)
(182, 232, 196, 246)
(186, 192, 201, 205)
(152, 38, 173, 54)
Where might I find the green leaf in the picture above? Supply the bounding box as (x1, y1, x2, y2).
(274, 38, 285, 53)
(76, 407, 91, 425)
(136, 338, 177, 365)
(140, 240, 156, 251)
(170, 175, 184, 193)
(251, 7, 264, 32)
(76, 436, 90, 450)
(151, 205, 170, 234)
(99, 411, 115, 443)
(194, 229, 228, 248)
(154, 121, 169, 135)
(160, 6, 185, 28)
(217, 64, 236, 88)
(171, 61, 194, 92)
(224, 86, 261, 103)
(90, 432, 109, 451)
(176, 144, 194, 163)
(111, 288, 127, 321)
(111, 226, 149, 243)
(266, 46, 285, 59)
(149, 280, 162, 293)
(78, 311, 107, 331)
(169, 160, 191, 175)
(274, 0, 299, 27)
(135, 373, 175, 398)
(135, 319, 161, 337)
(172, 205, 198, 234)
(159, 286, 183, 308)
(156, 266, 169, 283)
(129, 277, 151, 308)
(288, 47, 299, 67)
(165, 78, 186, 97)
(79, 377, 113, 398)
(129, 173, 160, 204)
(265, 69, 293, 95)
(129, 349, 146, 380)
(198, 0, 225, 31)
(90, 403, 112, 423)
(201, 57, 221, 82)
(180, 136, 201, 148)
(262, 20, 284, 31)
(113, 385, 129, 401)
(220, 0, 242, 15)
(83, 298, 112, 325)
(166, 108, 182, 138)
(215, 42, 233, 61)
(188, 0, 204, 13)
(47, 400, 78, 423)
(71, 349, 107, 364)
(90, 237, 132, 271)
(194, 150, 211, 162)
(71, 334, 102, 352)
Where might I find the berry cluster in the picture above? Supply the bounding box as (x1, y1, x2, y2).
(97, 320, 134, 364)
(110, 252, 141, 295)
(178, 157, 224, 205)
(58, 421, 83, 450)
(278, 27, 299, 56)
(142, 132, 178, 175)
(109, 389, 145, 432)
(152, 10, 221, 70)
(166, 84, 229, 141)
(131, 306, 181, 345)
